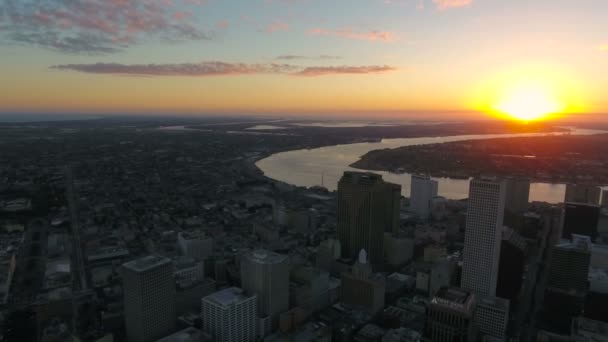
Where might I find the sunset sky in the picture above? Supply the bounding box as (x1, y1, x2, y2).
(1, 0, 607, 118)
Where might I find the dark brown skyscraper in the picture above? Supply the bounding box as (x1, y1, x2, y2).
(337, 171, 401, 265)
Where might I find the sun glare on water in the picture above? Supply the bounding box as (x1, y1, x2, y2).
(494, 84, 563, 122)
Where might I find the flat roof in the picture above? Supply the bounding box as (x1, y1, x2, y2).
(430, 287, 475, 314)
(572, 317, 608, 337)
(434, 287, 472, 304)
(179, 231, 208, 240)
(204, 287, 253, 307)
(156, 327, 207, 342)
(123, 255, 171, 273)
(246, 249, 288, 265)
(556, 235, 592, 253)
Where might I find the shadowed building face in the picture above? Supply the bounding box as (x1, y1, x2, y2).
(337, 171, 401, 266)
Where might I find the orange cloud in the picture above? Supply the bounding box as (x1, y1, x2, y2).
(433, 0, 473, 10)
(216, 20, 229, 29)
(294, 65, 397, 76)
(308, 28, 396, 42)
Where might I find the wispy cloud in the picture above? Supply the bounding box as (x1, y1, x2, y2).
(0, 0, 212, 54)
(52, 61, 397, 77)
(216, 20, 230, 30)
(266, 21, 290, 33)
(275, 55, 342, 60)
(433, 0, 473, 10)
(294, 65, 397, 76)
(308, 28, 396, 42)
(51, 62, 298, 76)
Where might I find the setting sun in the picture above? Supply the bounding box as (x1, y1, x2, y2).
(494, 85, 564, 121)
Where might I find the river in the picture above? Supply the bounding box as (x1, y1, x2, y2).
(256, 127, 607, 203)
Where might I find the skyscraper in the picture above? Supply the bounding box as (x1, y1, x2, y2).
(337, 171, 401, 265)
(201, 287, 257, 342)
(425, 287, 477, 342)
(565, 184, 601, 205)
(562, 202, 600, 241)
(123, 255, 176, 342)
(540, 235, 592, 334)
(548, 235, 592, 292)
(504, 177, 530, 214)
(240, 249, 289, 333)
(461, 178, 506, 297)
(496, 228, 527, 301)
(410, 174, 438, 220)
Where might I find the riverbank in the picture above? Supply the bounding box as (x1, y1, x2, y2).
(350, 134, 608, 185)
(256, 127, 606, 202)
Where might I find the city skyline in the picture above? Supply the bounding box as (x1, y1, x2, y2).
(1, 0, 608, 120)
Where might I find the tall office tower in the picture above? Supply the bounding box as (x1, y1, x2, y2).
(410, 174, 438, 220)
(540, 235, 593, 334)
(461, 178, 507, 297)
(337, 171, 401, 265)
(475, 295, 510, 340)
(201, 287, 257, 342)
(340, 250, 385, 315)
(562, 202, 600, 241)
(425, 287, 477, 342)
(123, 256, 176, 342)
(496, 228, 527, 301)
(565, 184, 601, 205)
(240, 249, 289, 333)
(504, 177, 530, 214)
(548, 235, 592, 292)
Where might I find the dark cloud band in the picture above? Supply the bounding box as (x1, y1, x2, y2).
(51, 61, 397, 77)
(0, 0, 212, 54)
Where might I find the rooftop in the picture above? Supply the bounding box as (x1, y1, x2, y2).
(434, 287, 471, 304)
(203, 287, 254, 307)
(123, 255, 172, 273)
(246, 249, 288, 265)
(430, 287, 475, 313)
(179, 231, 208, 240)
(155, 327, 211, 342)
(572, 317, 608, 338)
(556, 234, 593, 253)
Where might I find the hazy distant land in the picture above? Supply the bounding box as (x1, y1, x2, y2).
(351, 133, 608, 184)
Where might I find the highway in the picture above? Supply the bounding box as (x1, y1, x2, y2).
(65, 166, 88, 291)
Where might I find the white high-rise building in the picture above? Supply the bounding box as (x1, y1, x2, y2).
(410, 175, 438, 220)
(240, 249, 289, 333)
(201, 287, 257, 342)
(461, 178, 506, 297)
(123, 255, 176, 342)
